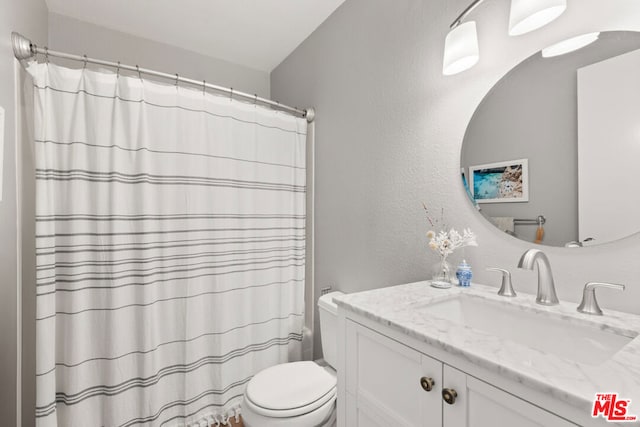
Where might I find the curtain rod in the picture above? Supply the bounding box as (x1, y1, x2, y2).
(11, 32, 315, 122)
(450, 0, 486, 28)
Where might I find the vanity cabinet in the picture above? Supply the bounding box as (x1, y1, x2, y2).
(342, 319, 576, 427)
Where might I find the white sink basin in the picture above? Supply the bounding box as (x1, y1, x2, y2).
(418, 294, 635, 365)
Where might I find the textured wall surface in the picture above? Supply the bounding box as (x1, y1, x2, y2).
(49, 13, 271, 98)
(0, 0, 48, 425)
(271, 0, 640, 358)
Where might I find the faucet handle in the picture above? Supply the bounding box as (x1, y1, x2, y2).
(577, 282, 625, 316)
(487, 267, 516, 297)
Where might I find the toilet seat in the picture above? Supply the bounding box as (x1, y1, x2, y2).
(244, 361, 337, 418)
(242, 391, 336, 427)
(244, 387, 336, 418)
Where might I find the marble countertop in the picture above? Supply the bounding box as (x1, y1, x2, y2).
(335, 281, 640, 413)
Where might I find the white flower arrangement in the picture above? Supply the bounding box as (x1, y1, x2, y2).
(426, 228, 478, 258)
(423, 203, 478, 259)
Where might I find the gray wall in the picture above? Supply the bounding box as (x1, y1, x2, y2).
(0, 0, 48, 425)
(48, 13, 271, 98)
(271, 0, 640, 359)
(461, 33, 640, 246)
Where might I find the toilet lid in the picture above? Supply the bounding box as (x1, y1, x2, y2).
(246, 361, 337, 413)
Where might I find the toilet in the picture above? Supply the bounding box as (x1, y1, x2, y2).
(241, 291, 344, 427)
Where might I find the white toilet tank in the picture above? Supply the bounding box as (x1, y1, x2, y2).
(317, 291, 344, 368)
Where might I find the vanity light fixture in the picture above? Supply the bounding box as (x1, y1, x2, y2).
(443, 0, 567, 75)
(443, 21, 480, 76)
(509, 0, 567, 36)
(541, 32, 601, 58)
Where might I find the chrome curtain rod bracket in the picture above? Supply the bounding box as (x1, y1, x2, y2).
(11, 32, 314, 122)
(450, 0, 487, 28)
(12, 32, 36, 60)
(305, 108, 316, 123)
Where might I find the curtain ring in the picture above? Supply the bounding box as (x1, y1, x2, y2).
(82, 54, 88, 69)
(229, 88, 233, 102)
(175, 73, 179, 87)
(44, 46, 49, 64)
(202, 80, 206, 95)
(136, 65, 142, 80)
(116, 61, 121, 78)
(254, 94, 258, 106)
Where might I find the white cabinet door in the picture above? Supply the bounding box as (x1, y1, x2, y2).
(345, 320, 442, 426)
(442, 365, 576, 427)
(342, 320, 578, 427)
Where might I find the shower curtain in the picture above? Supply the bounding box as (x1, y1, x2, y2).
(30, 63, 306, 427)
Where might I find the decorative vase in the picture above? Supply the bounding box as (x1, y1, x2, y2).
(432, 257, 452, 283)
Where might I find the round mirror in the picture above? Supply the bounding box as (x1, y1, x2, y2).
(461, 31, 640, 247)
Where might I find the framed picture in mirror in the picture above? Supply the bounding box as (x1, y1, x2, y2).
(469, 159, 529, 203)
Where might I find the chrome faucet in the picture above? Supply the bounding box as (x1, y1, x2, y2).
(487, 267, 516, 297)
(577, 282, 625, 315)
(517, 249, 559, 306)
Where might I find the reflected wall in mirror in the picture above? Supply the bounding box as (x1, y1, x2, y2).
(461, 31, 640, 248)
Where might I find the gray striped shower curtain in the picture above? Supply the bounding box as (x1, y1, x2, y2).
(30, 63, 306, 427)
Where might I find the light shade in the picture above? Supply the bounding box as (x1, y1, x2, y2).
(542, 32, 600, 58)
(509, 0, 567, 36)
(443, 21, 480, 76)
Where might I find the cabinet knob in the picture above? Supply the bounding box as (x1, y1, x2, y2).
(420, 376, 435, 392)
(442, 388, 458, 405)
